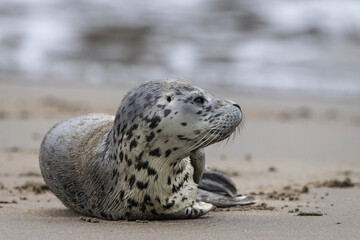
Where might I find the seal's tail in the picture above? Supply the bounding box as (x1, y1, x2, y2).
(196, 168, 257, 207)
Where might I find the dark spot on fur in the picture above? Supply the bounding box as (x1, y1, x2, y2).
(137, 151, 144, 161)
(172, 182, 184, 194)
(126, 130, 134, 140)
(181, 122, 187, 126)
(146, 132, 155, 142)
(167, 176, 171, 185)
(184, 172, 189, 182)
(149, 116, 161, 129)
(151, 209, 158, 215)
(126, 158, 132, 166)
(206, 106, 212, 112)
(173, 147, 178, 151)
(149, 148, 161, 157)
(129, 175, 136, 189)
(194, 130, 201, 134)
(165, 149, 172, 158)
(171, 173, 189, 193)
(135, 161, 149, 171)
(136, 181, 149, 190)
(119, 151, 124, 162)
(157, 129, 162, 133)
(130, 139, 137, 151)
(147, 167, 157, 176)
(164, 109, 171, 117)
(162, 200, 175, 210)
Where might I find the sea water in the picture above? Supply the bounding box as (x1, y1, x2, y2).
(0, 0, 359, 96)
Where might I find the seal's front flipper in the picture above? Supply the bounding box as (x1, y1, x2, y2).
(190, 149, 205, 184)
(196, 168, 257, 207)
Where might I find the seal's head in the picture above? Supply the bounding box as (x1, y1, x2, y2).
(114, 79, 242, 157)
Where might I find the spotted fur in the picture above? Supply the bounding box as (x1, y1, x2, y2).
(39, 79, 242, 220)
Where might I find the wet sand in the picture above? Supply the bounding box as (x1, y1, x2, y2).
(1, 81, 360, 240)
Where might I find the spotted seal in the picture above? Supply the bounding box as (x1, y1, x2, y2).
(39, 79, 255, 220)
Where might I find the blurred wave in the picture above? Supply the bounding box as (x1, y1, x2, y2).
(0, 0, 360, 96)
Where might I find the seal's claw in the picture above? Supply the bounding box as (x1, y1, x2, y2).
(169, 201, 214, 219)
(198, 168, 237, 197)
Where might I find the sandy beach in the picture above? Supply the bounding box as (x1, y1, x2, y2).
(1, 81, 360, 240)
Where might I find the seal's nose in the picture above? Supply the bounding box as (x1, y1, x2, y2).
(233, 104, 241, 112)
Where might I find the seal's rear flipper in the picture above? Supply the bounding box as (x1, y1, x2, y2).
(198, 168, 238, 197)
(197, 189, 257, 207)
(196, 168, 257, 207)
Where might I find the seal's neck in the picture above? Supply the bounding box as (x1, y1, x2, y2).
(106, 124, 195, 194)
(108, 119, 192, 167)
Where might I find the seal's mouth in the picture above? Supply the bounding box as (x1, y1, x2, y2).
(186, 117, 242, 153)
(204, 125, 240, 146)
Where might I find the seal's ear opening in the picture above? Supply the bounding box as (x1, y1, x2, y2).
(166, 95, 173, 103)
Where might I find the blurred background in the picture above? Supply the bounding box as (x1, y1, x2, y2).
(1, 0, 360, 96)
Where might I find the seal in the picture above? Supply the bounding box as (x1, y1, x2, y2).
(39, 79, 254, 220)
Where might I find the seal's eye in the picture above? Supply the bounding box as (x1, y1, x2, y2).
(194, 96, 205, 104)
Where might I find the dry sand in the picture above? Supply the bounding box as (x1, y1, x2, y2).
(1, 81, 360, 240)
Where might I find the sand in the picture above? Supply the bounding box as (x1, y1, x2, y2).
(1, 81, 360, 240)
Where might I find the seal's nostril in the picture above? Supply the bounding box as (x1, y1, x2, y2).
(233, 104, 241, 111)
